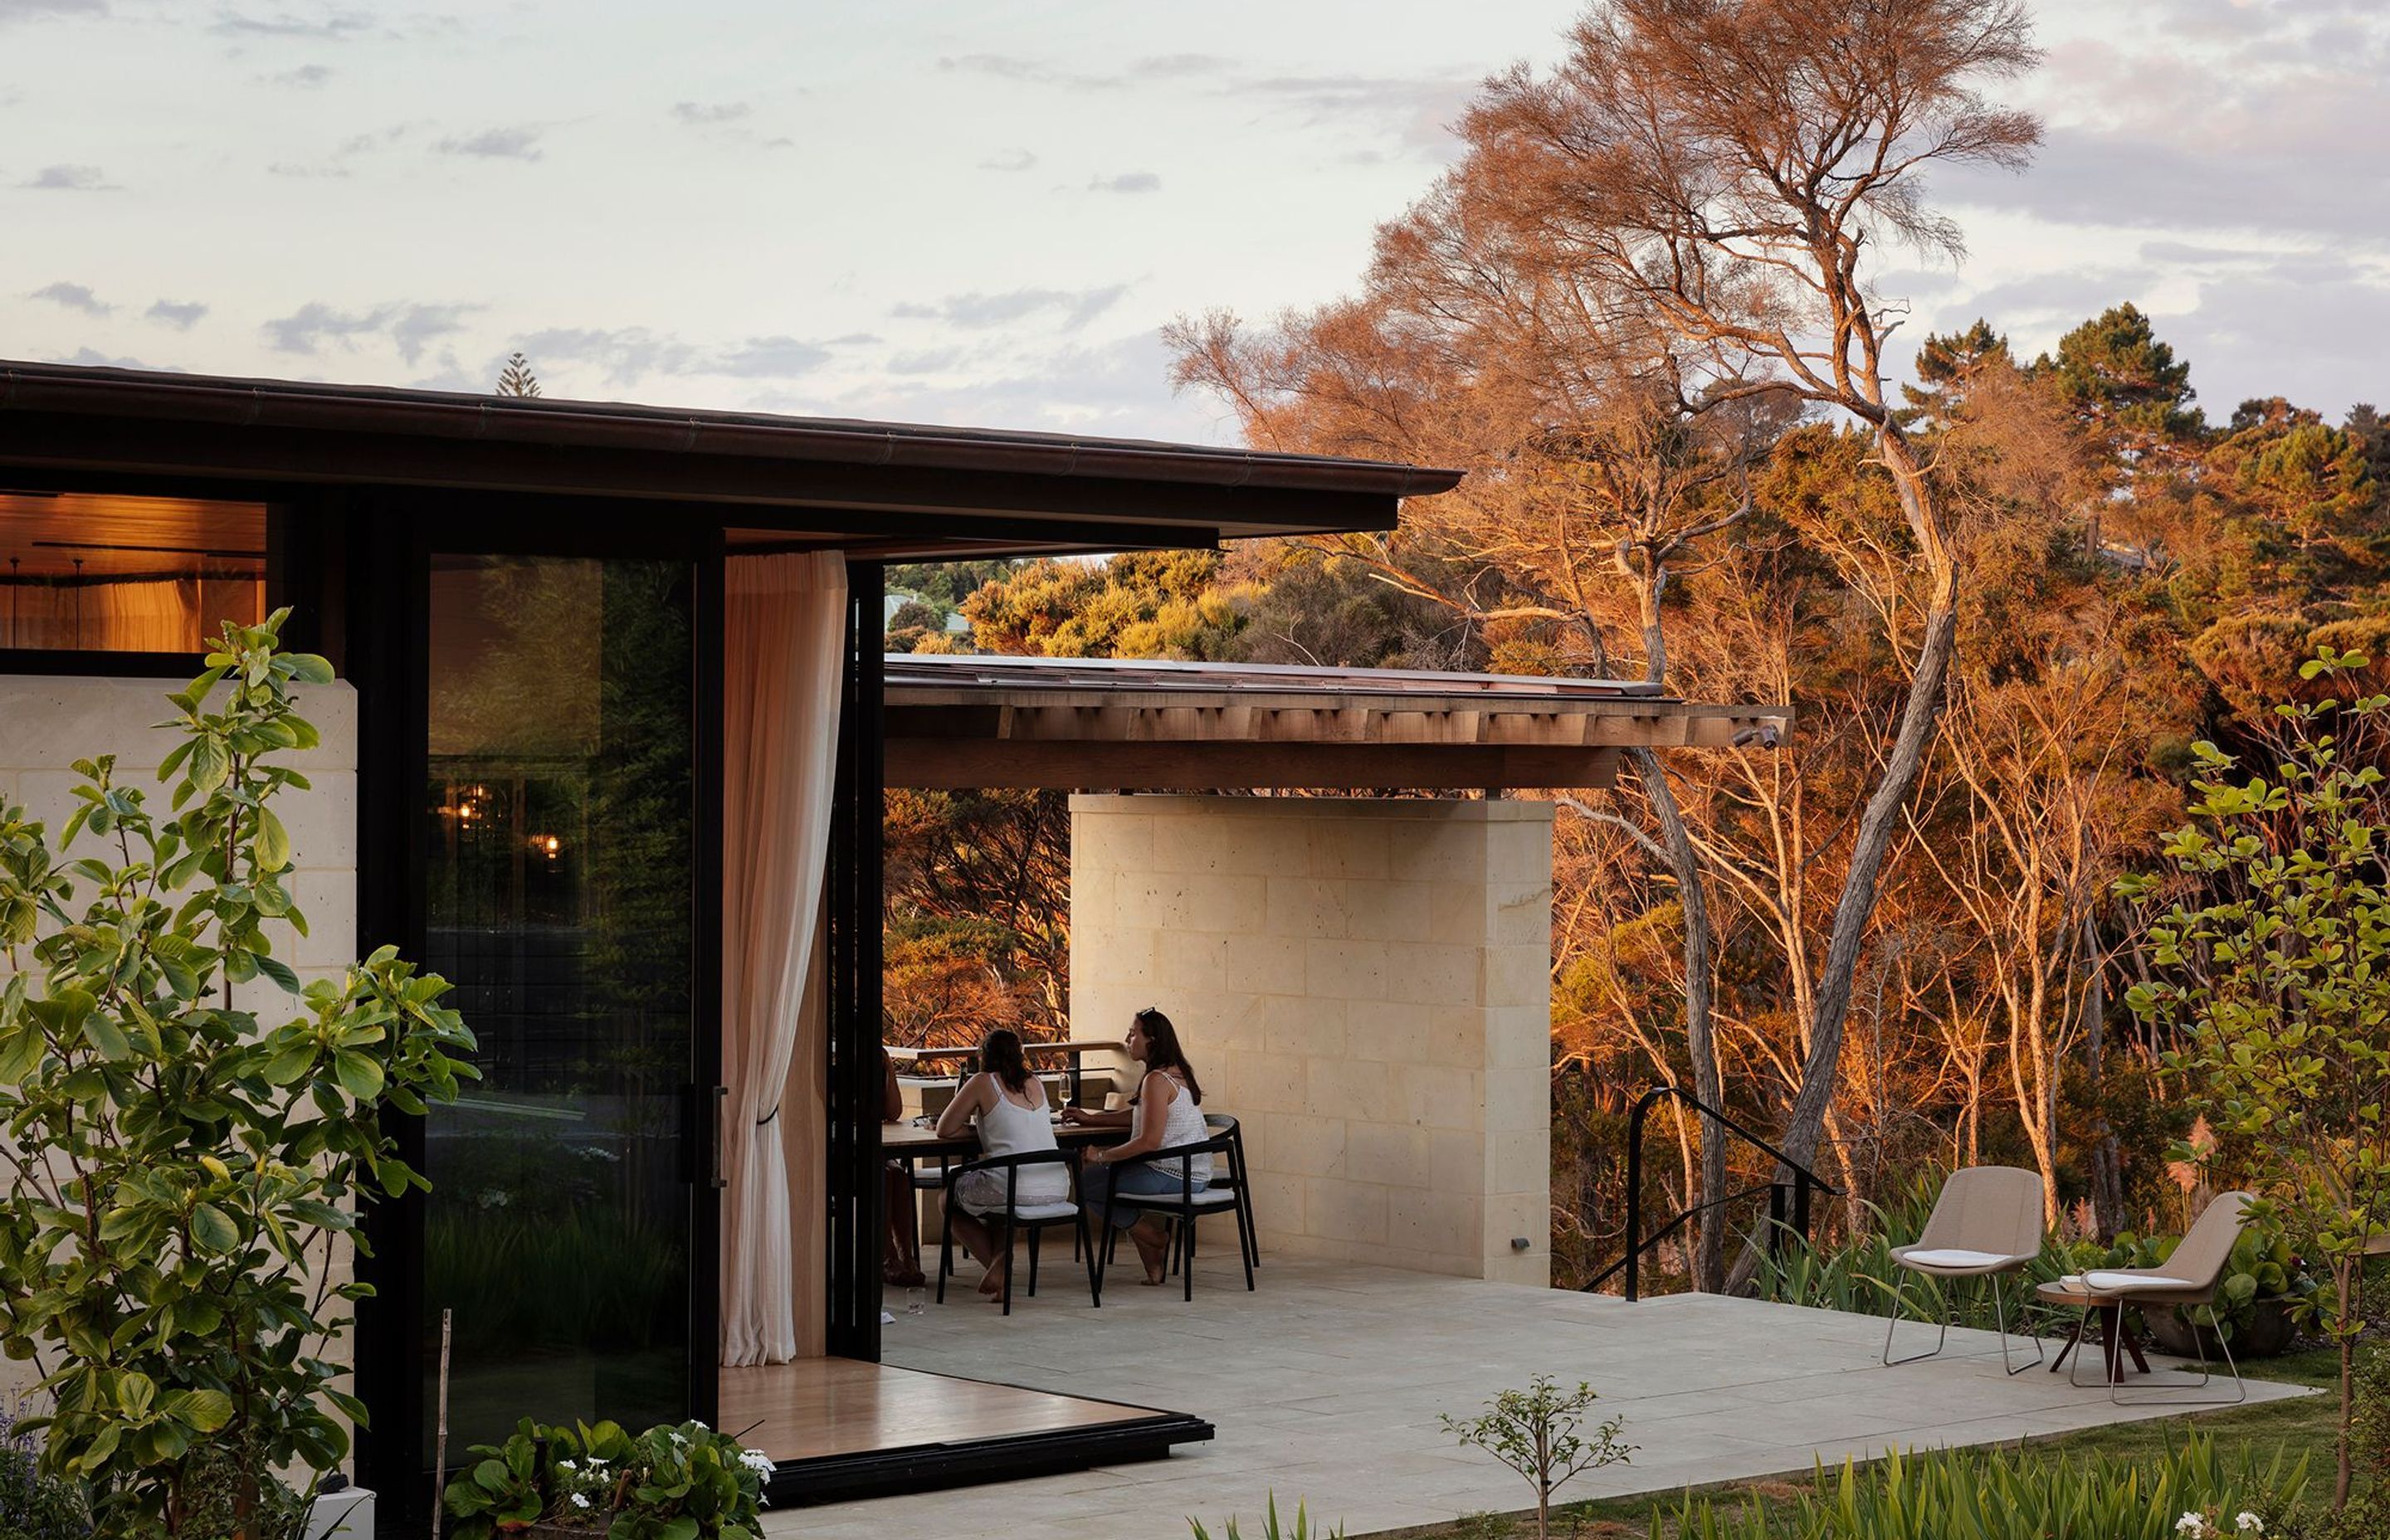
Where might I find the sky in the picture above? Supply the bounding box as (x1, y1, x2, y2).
(4, 0, 2385, 445)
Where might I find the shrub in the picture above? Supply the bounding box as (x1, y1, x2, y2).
(0, 617, 479, 1537)
(0, 1405, 85, 1540)
(1441, 1376, 1632, 1540)
(441, 1418, 772, 1540)
(1187, 1494, 1343, 1540)
(1663, 1433, 2305, 1540)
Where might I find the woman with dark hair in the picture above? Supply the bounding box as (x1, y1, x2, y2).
(934, 1027, 1070, 1299)
(1063, 1006, 1212, 1286)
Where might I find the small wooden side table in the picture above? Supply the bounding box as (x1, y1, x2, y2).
(2036, 1278, 2152, 1386)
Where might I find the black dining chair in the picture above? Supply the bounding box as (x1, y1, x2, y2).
(1096, 1129, 1252, 1301)
(935, 1148, 1100, 1315)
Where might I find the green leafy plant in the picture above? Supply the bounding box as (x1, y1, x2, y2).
(0, 615, 480, 1538)
(1187, 1494, 1343, 1540)
(0, 1403, 87, 1540)
(1441, 1376, 1632, 1540)
(441, 1418, 771, 1540)
(2122, 647, 2390, 1506)
(1664, 1433, 2304, 1540)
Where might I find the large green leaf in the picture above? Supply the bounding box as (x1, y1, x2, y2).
(333, 1050, 386, 1101)
(188, 1203, 241, 1255)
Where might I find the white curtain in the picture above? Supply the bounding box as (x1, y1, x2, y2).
(721, 552, 846, 1367)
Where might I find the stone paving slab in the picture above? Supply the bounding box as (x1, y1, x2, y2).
(768, 1256, 2308, 1538)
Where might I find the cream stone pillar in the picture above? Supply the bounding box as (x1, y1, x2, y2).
(1070, 794, 1553, 1286)
(0, 673, 361, 1406)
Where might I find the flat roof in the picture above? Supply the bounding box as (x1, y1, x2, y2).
(0, 362, 1465, 544)
(884, 652, 1789, 791)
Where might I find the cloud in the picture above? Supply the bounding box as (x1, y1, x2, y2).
(714, 335, 832, 378)
(31, 280, 109, 315)
(266, 161, 349, 178)
(889, 348, 964, 375)
(891, 285, 1129, 331)
(146, 300, 210, 330)
(671, 100, 750, 126)
(48, 347, 163, 370)
(1943, 6, 2390, 243)
(210, 8, 374, 41)
(436, 125, 544, 161)
(23, 163, 117, 190)
(978, 148, 1036, 173)
(824, 329, 1205, 440)
(264, 300, 478, 365)
(512, 325, 840, 387)
(935, 51, 1236, 91)
(266, 64, 332, 88)
(1088, 171, 1159, 194)
(1232, 71, 1476, 157)
(0, 0, 104, 21)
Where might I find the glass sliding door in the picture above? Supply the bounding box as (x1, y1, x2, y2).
(418, 553, 700, 1450)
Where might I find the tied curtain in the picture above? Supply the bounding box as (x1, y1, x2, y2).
(721, 552, 846, 1367)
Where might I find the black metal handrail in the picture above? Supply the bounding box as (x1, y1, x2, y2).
(1584, 1084, 1841, 1301)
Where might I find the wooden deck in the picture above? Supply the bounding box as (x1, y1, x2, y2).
(722, 1357, 1186, 1468)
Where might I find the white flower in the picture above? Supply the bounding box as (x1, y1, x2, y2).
(2178, 1515, 2208, 1538)
(556, 1459, 578, 1472)
(569, 1494, 592, 1510)
(2237, 1516, 2264, 1535)
(739, 1449, 776, 1477)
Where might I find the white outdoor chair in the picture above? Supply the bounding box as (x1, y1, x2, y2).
(1882, 1165, 2046, 1375)
(2064, 1189, 2253, 1404)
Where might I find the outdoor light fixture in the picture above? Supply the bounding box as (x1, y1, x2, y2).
(528, 833, 562, 860)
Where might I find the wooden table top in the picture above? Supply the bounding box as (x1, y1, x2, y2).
(881, 1117, 1122, 1162)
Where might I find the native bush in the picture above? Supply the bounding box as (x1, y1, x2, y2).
(0, 615, 479, 1538)
(2122, 648, 2390, 1504)
(441, 1418, 771, 1539)
(1662, 1434, 2304, 1540)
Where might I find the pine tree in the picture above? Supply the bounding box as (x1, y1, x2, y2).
(495, 351, 543, 398)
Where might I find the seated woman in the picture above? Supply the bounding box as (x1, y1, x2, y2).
(879, 1045, 924, 1290)
(1063, 1006, 1212, 1286)
(933, 1028, 1071, 1300)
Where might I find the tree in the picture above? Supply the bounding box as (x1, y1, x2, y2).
(1441, 1375, 1632, 1540)
(2123, 651, 2390, 1508)
(0, 617, 478, 1538)
(494, 352, 542, 398)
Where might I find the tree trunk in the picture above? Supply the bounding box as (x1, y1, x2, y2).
(1632, 743, 1728, 1293)
(1777, 431, 1961, 1177)
(2083, 916, 2127, 1240)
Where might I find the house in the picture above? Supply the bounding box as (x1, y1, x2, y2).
(0, 361, 1782, 1534)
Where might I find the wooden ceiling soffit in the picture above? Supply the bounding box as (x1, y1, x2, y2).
(881, 698, 1788, 792)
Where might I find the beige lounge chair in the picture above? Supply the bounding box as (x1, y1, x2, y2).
(1882, 1165, 2046, 1375)
(2062, 1188, 2253, 1404)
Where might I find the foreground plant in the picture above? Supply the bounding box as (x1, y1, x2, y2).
(1187, 1494, 1342, 1540)
(0, 614, 478, 1538)
(2122, 649, 2390, 1506)
(442, 1418, 771, 1539)
(1666, 1434, 2304, 1540)
(1441, 1375, 1631, 1540)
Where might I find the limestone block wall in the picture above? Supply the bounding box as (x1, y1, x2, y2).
(1070, 794, 1553, 1286)
(0, 672, 360, 1407)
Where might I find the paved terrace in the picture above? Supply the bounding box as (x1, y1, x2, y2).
(778, 1255, 2309, 1540)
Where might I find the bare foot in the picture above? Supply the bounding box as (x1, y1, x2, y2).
(977, 1262, 1007, 1297)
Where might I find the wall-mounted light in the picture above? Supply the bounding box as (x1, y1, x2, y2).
(529, 833, 562, 860)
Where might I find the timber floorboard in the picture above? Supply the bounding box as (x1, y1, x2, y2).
(721, 1357, 1164, 1463)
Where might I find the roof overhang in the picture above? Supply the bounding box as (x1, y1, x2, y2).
(883, 655, 1790, 792)
(0, 363, 1464, 544)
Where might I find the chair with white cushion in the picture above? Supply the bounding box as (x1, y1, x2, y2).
(2066, 1189, 2253, 1403)
(934, 1148, 1100, 1316)
(1882, 1165, 2046, 1374)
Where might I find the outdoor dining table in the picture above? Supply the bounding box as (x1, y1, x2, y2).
(881, 1116, 1124, 1164)
(884, 1039, 1126, 1108)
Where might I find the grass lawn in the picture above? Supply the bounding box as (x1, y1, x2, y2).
(1358, 1347, 2347, 1540)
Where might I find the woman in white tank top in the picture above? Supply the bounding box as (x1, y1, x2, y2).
(1062, 1007, 1212, 1286)
(934, 1029, 1068, 1299)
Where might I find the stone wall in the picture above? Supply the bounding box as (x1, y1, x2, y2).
(0, 672, 360, 1406)
(1069, 794, 1553, 1286)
